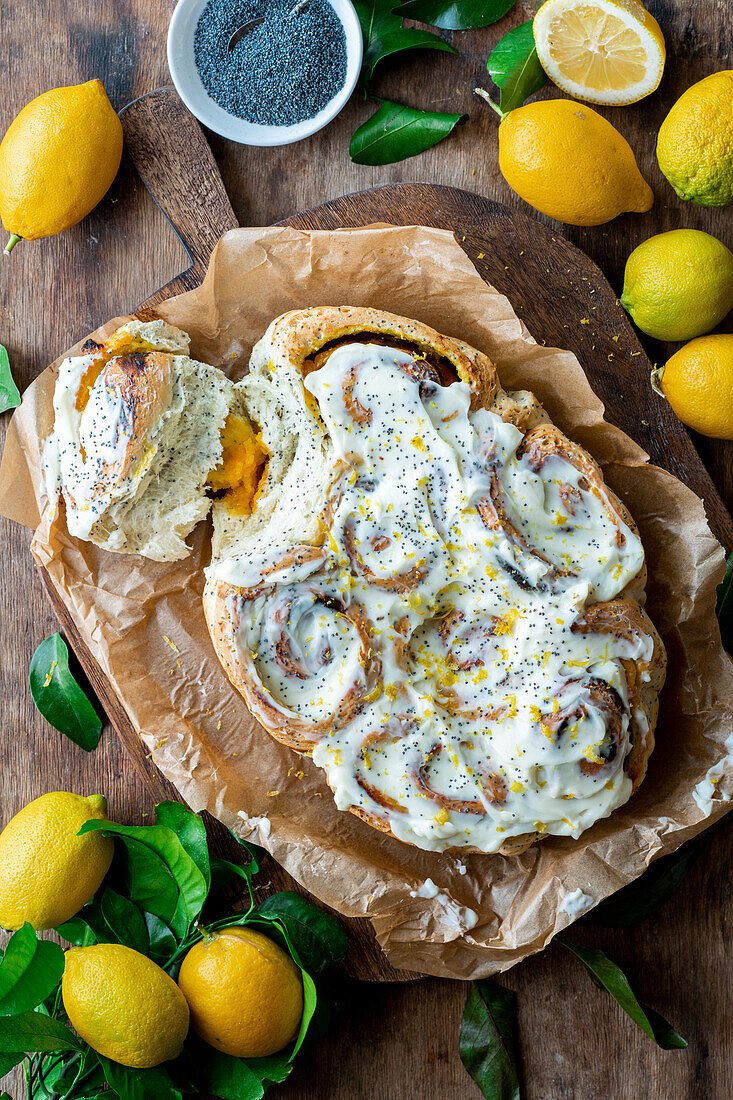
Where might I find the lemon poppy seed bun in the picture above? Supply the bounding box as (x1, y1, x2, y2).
(46, 319, 234, 561)
(203, 307, 664, 856)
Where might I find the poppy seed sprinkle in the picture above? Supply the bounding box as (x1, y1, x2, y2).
(194, 0, 348, 127)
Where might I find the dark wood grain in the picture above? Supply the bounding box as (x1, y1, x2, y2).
(120, 87, 238, 307)
(1, 1, 732, 1096)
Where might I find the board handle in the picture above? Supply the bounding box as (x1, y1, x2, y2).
(119, 86, 238, 309)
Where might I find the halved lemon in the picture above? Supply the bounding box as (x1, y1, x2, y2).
(533, 0, 666, 106)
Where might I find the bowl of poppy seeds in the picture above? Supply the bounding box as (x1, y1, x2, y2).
(167, 0, 362, 145)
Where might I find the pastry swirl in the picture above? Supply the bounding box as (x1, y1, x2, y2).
(205, 307, 666, 855)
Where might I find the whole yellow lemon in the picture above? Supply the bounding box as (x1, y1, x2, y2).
(657, 71, 733, 207)
(177, 926, 303, 1058)
(622, 229, 733, 341)
(62, 943, 190, 1068)
(499, 99, 653, 226)
(653, 335, 733, 439)
(0, 79, 123, 252)
(0, 792, 113, 931)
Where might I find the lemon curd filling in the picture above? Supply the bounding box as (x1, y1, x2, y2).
(208, 415, 269, 516)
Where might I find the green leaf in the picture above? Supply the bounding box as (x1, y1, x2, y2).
(0, 1011, 79, 1053)
(186, 1045, 266, 1100)
(562, 942, 687, 1049)
(459, 979, 521, 1100)
(354, 0, 455, 80)
(0, 345, 20, 413)
(210, 858, 254, 891)
(716, 551, 733, 651)
(143, 913, 178, 967)
(223, 829, 262, 872)
(0, 925, 37, 999)
(101, 1059, 182, 1100)
(394, 0, 515, 30)
(60, 901, 118, 948)
(0, 931, 64, 1016)
(32, 1052, 88, 1099)
(245, 1054, 294, 1086)
(29, 634, 103, 752)
(56, 916, 97, 947)
(487, 20, 547, 115)
(365, 26, 456, 79)
(205, 911, 319, 1061)
(0, 1052, 23, 1079)
(79, 822, 207, 937)
(291, 969, 318, 1059)
(100, 889, 150, 954)
(209, 859, 256, 916)
(255, 893, 348, 975)
(350, 99, 466, 165)
(587, 843, 699, 927)
(113, 838, 180, 928)
(154, 803, 210, 890)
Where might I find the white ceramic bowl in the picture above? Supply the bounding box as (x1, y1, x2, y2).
(167, 0, 362, 146)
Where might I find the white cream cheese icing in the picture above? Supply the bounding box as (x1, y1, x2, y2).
(216, 342, 655, 853)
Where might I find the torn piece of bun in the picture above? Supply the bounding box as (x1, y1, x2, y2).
(46, 319, 233, 561)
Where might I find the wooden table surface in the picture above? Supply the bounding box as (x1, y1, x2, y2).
(1, 2, 732, 1097)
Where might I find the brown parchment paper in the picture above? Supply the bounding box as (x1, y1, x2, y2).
(2, 224, 733, 981)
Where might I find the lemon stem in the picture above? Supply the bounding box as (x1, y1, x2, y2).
(474, 87, 504, 119)
(650, 365, 666, 397)
(4, 233, 21, 255)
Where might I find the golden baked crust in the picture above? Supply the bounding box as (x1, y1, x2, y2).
(204, 306, 666, 855)
(96, 352, 174, 489)
(263, 305, 500, 411)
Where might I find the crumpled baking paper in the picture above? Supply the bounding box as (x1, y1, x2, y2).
(2, 224, 732, 980)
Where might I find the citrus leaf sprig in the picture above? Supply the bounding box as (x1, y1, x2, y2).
(0, 345, 20, 414)
(460, 943, 687, 1100)
(474, 19, 547, 119)
(351, 0, 470, 165)
(395, 0, 516, 30)
(350, 99, 466, 164)
(0, 802, 346, 1100)
(354, 0, 456, 82)
(29, 634, 103, 753)
(459, 979, 520, 1100)
(561, 942, 687, 1050)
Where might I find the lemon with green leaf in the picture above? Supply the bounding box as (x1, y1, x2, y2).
(178, 926, 303, 1058)
(0, 792, 113, 931)
(62, 942, 190, 1067)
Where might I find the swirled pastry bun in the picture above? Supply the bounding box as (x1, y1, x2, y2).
(46, 320, 233, 561)
(204, 307, 665, 855)
(210, 305, 549, 565)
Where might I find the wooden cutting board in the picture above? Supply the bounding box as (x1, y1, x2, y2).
(39, 86, 733, 984)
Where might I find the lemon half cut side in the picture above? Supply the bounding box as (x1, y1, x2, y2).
(533, 0, 666, 107)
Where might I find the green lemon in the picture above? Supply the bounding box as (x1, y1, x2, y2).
(656, 71, 733, 207)
(621, 229, 733, 341)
